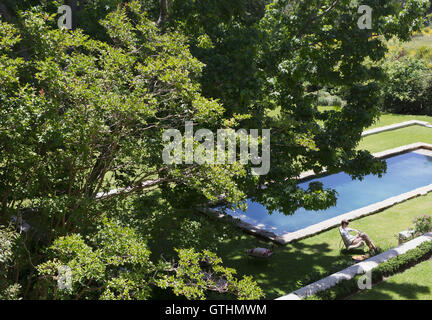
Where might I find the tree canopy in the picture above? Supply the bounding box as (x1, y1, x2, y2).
(0, 0, 429, 300)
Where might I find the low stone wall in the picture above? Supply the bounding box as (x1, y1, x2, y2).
(399, 229, 415, 245)
(361, 120, 432, 137)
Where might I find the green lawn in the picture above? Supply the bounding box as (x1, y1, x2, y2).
(216, 193, 432, 299)
(359, 126, 432, 153)
(214, 112, 432, 299)
(368, 113, 432, 129)
(359, 113, 432, 153)
(349, 258, 432, 300)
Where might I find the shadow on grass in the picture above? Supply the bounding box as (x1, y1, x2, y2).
(350, 281, 431, 300)
(215, 234, 355, 300)
(340, 248, 367, 255)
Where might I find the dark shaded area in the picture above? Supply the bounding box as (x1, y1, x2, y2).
(352, 281, 431, 300)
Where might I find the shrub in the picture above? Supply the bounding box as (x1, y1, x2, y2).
(412, 215, 432, 236)
(316, 89, 345, 107)
(381, 57, 432, 115)
(0, 226, 21, 300)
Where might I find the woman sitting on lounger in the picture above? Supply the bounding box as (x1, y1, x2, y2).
(340, 219, 377, 253)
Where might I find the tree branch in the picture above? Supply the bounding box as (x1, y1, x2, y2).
(296, 0, 340, 38)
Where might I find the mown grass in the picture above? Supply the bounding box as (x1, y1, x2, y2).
(368, 113, 432, 129)
(216, 193, 432, 299)
(358, 126, 432, 153)
(349, 258, 432, 300)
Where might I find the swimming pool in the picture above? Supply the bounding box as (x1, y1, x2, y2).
(223, 150, 432, 236)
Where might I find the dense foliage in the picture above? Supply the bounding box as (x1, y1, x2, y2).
(0, 0, 429, 299)
(0, 1, 261, 299)
(412, 215, 432, 236)
(381, 54, 432, 115)
(0, 226, 20, 299)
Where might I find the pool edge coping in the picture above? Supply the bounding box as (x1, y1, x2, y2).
(361, 120, 432, 137)
(199, 142, 432, 245)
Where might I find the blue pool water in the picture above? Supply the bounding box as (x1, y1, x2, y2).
(224, 151, 432, 235)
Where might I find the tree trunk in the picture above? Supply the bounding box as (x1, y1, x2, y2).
(157, 0, 169, 28)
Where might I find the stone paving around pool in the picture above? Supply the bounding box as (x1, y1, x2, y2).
(276, 232, 432, 300)
(203, 142, 432, 245)
(361, 120, 432, 137)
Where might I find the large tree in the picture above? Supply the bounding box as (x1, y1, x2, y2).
(0, 0, 429, 299)
(2, 1, 428, 215)
(0, 1, 262, 299)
